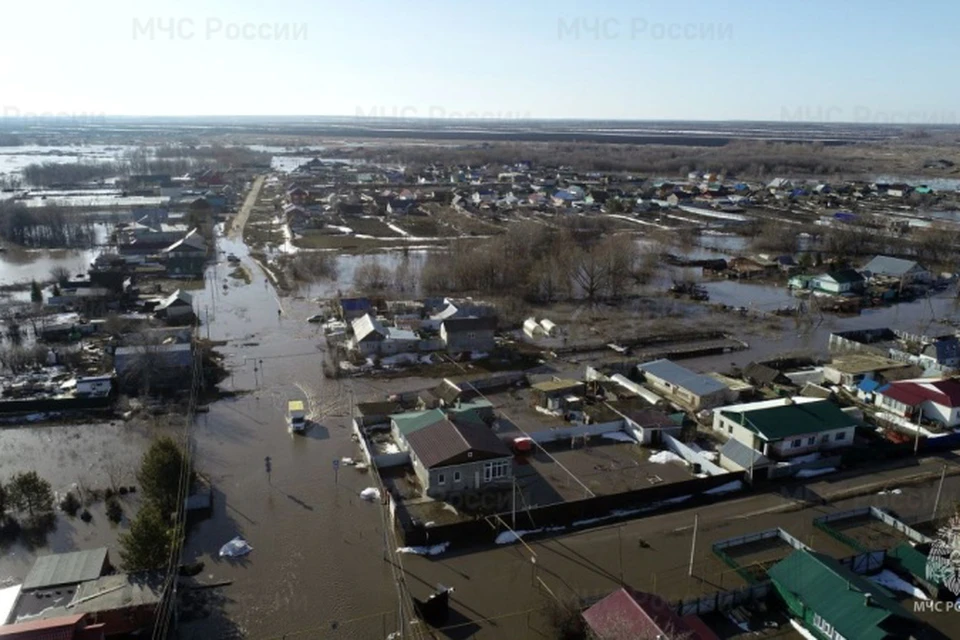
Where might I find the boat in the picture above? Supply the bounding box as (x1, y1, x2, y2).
(287, 400, 306, 433)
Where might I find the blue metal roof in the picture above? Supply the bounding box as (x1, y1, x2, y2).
(638, 359, 727, 397)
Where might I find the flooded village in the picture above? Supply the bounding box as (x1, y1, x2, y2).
(4, 124, 960, 639)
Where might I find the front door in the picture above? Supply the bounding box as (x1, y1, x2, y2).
(475, 471, 481, 487)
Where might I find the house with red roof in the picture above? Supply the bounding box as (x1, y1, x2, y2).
(875, 378, 960, 427)
(582, 588, 719, 640)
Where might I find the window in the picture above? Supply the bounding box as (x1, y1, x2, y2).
(821, 434, 829, 443)
(467, 332, 476, 340)
(792, 438, 802, 448)
(483, 460, 509, 482)
(807, 436, 816, 446)
(728, 424, 733, 434)
(437, 473, 445, 485)
(835, 431, 846, 441)
(454, 471, 461, 483)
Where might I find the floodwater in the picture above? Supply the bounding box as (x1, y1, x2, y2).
(0, 145, 135, 181)
(0, 223, 108, 286)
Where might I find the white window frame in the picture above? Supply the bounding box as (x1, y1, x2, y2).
(483, 460, 508, 482)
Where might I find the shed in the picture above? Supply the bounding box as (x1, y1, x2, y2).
(638, 359, 730, 410)
(22, 548, 110, 591)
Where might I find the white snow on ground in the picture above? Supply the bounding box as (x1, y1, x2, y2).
(0, 584, 21, 627)
(328, 225, 354, 234)
(878, 488, 903, 495)
(385, 221, 410, 237)
(795, 467, 837, 479)
(870, 569, 929, 600)
(789, 619, 819, 640)
(687, 443, 719, 461)
(603, 431, 638, 443)
(381, 353, 419, 366)
(470, 352, 489, 361)
(649, 450, 685, 464)
(360, 487, 381, 501)
(397, 542, 450, 556)
(705, 480, 744, 496)
(381, 443, 401, 455)
(495, 527, 565, 545)
(605, 213, 671, 230)
(678, 205, 748, 222)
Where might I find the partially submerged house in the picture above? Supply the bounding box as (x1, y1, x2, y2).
(391, 408, 512, 498)
(113, 343, 194, 393)
(350, 314, 420, 357)
(530, 378, 586, 413)
(161, 229, 207, 277)
(153, 289, 194, 325)
(861, 255, 931, 284)
(811, 268, 865, 295)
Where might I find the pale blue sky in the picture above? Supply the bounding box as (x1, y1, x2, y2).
(2, 0, 957, 122)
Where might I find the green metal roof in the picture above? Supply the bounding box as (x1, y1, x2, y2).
(768, 550, 915, 640)
(720, 400, 857, 441)
(888, 543, 938, 586)
(391, 409, 446, 436)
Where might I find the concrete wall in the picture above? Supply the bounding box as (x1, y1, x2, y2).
(663, 434, 726, 476)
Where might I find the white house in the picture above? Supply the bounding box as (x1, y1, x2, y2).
(712, 397, 858, 459)
(874, 378, 960, 427)
(810, 269, 865, 295)
(638, 359, 730, 411)
(860, 255, 931, 284)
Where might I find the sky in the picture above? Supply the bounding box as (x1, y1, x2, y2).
(2, 0, 958, 123)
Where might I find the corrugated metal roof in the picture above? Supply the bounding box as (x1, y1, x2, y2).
(392, 409, 446, 436)
(719, 438, 769, 469)
(405, 415, 509, 469)
(720, 399, 856, 441)
(0, 613, 86, 638)
(768, 550, 915, 640)
(22, 548, 108, 591)
(862, 255, 923, 278)
(639, 359, 726, 397)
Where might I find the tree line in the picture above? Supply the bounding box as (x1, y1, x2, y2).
(0, 202, 97, 248)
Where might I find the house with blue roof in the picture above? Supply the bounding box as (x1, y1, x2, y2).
(638, 359, 732, 411)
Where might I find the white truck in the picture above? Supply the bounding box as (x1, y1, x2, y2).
(287, 400, 306, 433)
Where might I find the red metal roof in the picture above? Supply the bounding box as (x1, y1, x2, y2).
(582, 589, 716, 640)
(881, 379, 960, 408)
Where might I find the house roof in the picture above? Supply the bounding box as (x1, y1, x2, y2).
(582, 588, 716, 640)
(22, 548, 108, 591)
(719, 398, 857, 441)
(879, 379, 960, 408)
(352, 314, 386, 342)
(404, 414, 510, 469)
(922, 337, 960, 364)
(531, 378, 583, 394)
(392, 409, 446, 436)
(441, 317, 497, 333)
(822, 268, 865, 285)
(742, 362, 787, 386)
(768, 550, 916, 640)
(719, 437, 770, 469)
(155, 289, 192, 311)
(27, 573, 165, 622)
(862, 255, 924, 278)
(163, 229, 205, 254)
(639, 359, 727, 397)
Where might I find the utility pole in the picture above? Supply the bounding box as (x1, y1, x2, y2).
(512, 478, 517, 529)
(688, 514, 699, 577)
(932, 464, 948, 522)
(617, 524, 623, 585)
(205, 306, 210, 340)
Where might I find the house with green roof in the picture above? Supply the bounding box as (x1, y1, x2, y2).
(769, 549, 924, 640)
(811, 268, 866, 295)
(712, 397, 857, 460)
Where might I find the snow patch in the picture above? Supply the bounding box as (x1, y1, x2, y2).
(877, 488, 902, 495)
(396, 542, 450, 556)
(870, 569, 929, 600)
(649, 450, 684, 465)
(0, 584, 21, 627)
(360, 487, 381, 501)
(219, 536, 253, 558)
(495, 527, 565, 545)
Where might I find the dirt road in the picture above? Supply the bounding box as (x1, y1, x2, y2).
(229, 174, 265, 240)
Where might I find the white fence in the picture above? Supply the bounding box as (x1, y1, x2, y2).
(663, 434, 726, 476)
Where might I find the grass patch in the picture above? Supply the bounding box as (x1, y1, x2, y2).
(342, 216, 403, 237)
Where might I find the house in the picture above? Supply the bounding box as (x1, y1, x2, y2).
(440, 317, 497, 354)
(338, 297, 373, 321)
(0, 615, 105, 640)
(161, 229, 207, 277)
(638, 359, 730, 411)
(920, 336, 960, 370)
(712, 397, 858, 461)
(768, 550, 922, 640)
(286, 186, 309, 205)
(582, 588, 719, 640)
(530, 378, 586, 413)
(861, 255, 931, 284)
(417, 379, 482, 411)
(741, 362, 791, 388)
(391, 409, 512, 498)
(811, 269, 865, 295)
(875, 378, 960, 427)
(727, 256, 775, 279)
(74, 375, 113, 398)
(350, 314, 420, 357)
(113, 343, 194, 392)
(11, 573, 164, 637)
(621, 408, 681, 445)
(823, 354, 913, 386)
(153, 289, 194, 324)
